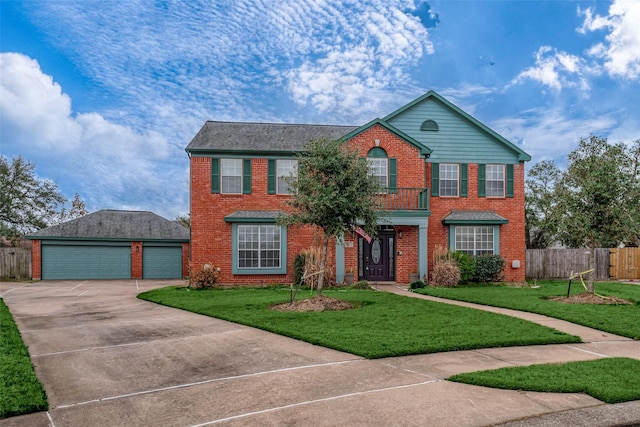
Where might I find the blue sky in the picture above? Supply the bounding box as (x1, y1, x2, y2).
(2, 0, 639, 220)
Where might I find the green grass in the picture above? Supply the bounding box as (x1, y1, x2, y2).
(416, 280, 640, 339)
(138, 286, 580, 359)
(448, 357, 640, 403)
(0, 299, 48, 419)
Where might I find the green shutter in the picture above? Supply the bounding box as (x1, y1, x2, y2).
(267, 159, 276, 194)
(478, 164, 486, 197)
(243, 159, 252, 194)
(211, 158, 220, 193)
(506, 163, 514, 198)
(460, 164, 468, 197)
(431, 163, 439, 197)
(389, 158, 397, 194)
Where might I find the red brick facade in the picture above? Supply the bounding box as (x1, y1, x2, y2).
(31, 239, 42, 280)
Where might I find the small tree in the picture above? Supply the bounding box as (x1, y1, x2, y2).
(278, 139, 383, 296)
(0, 156, 65, 236)
(555, 135, 634, 292)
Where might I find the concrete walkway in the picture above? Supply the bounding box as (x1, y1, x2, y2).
(1, 280, 639, 427)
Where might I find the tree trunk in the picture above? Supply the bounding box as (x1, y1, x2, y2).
(587, 247, 595, 293)
(316, 234, 330, 296)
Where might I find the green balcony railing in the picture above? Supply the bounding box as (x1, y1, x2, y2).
(376, 187, 430, 211)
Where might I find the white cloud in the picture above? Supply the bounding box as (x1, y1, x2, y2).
(492, 108, 617, 166)
(511, 46, 592, 92)
(0, 53, 184, 218)
(579, 0, 640, 79)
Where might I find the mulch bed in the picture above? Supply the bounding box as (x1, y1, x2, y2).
(548, 292, 632, 305)
(271, 296, 355, 312)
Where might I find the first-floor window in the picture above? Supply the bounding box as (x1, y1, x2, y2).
(455, 226, 494, 256)
(237, 225, 281, 269)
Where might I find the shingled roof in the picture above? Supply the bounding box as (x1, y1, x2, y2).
(27, 210, 190, 241)
(185, 121, 357, 154)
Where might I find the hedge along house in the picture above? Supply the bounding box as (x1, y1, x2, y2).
(27, 210, 190, 280)
(186, 91, 531, 285)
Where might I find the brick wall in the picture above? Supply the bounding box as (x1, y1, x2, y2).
(31, 239, 41, 280)
(428, 162, 527, 282)
(131, 242, 143, 279)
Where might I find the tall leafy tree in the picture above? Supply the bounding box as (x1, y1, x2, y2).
(525, 160, 562, 249)
(278, 139, 383, 295)
(555, 135, 634, 291)
(622, 139, 640, 247)
(0, 156, 65, 236)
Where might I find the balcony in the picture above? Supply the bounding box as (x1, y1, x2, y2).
(376, 187, 430, 211)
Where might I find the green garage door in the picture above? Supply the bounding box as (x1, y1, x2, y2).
(143, 246, 183, 279)
(42, 243, 131, 280)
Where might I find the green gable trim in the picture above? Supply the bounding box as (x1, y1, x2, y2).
(338, 118, 433, 157)
(383, 91, 531, 162)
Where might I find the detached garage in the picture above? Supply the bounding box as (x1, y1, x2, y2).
(27, 210, 190, 280)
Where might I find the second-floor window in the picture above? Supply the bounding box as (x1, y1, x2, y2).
(439, 163, 459, 197)
(486, 164, 505, 197)
(277, 159, 298, 194)
(221, 159, 243, 194)
(367, 147, 389, 188)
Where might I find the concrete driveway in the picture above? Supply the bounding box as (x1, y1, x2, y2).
(1, 280, 640, 427)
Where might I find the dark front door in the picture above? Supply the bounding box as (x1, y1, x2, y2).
(361, 231, 395, 282)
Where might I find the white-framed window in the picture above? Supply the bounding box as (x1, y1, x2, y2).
(368, 158, 388, 187)
(439, 163, 459, 197)
(221, 159, 242, 194)
(237, 225, 281, 269)
(486, 164, 505, 197)
(455, 226, 494, 256)
(277, 159, 298, 194)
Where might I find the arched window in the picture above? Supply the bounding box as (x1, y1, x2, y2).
(367, 147, 388, 187)
(420, 119, 439, 131)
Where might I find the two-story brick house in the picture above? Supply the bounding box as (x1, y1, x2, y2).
(186, 91, 531, 285)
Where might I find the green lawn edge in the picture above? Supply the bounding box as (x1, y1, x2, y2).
(448, 357, 640, 404)
(415, 280, 640, 339)
(138, 286, 580, 359)
(0, 299, 48, 419)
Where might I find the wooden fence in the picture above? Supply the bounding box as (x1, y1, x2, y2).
(609, 248, 640, 280)
(0, 247, 32, 280)
(526, 248, 611, 280)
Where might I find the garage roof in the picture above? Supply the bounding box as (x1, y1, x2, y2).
(27, 210, 190, 241)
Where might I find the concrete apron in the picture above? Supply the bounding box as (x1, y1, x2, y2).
(1, 280, 639, 427)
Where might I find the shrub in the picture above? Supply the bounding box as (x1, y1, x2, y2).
(293, 253, 306, 285)
(190, 263, 220, 288)
(473, 254, 506, 283)
(449, 251, 475, 284)
(430, 260, 461, 287)
(351, 280, 372, 290)
(409, 280, 426, 289)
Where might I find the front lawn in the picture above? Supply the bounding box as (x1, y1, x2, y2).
(0, 299, 48, 419)
(449, 357, 640, 404)
(415, 280, 640, 339)
(138, 286, 580, 359)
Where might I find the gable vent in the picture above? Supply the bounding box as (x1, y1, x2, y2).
(420, 119, 439, 131)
